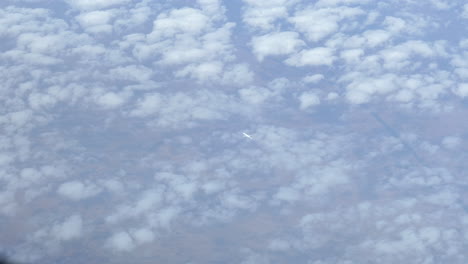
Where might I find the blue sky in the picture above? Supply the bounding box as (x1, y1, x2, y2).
(1, 0, 468, 263)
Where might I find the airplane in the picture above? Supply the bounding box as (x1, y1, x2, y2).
(242, 132, 253, 139)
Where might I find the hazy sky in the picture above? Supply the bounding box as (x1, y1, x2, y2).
(1, 0, 468, 263)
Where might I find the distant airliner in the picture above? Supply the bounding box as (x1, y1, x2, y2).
(242, 132, 253, 139)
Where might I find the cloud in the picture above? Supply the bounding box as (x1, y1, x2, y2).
(57, 180, 101, 201)
(128, 90, 237, 128)
(462, 4, 468, 19)
(285, 47, 336, 67)
(302, 74, 324, 84)
(239, 86, 274, 105)
(138, 6, 239, 82)
(95, 91, 130, 109)
(51, 214, 83, 241)
(298, 92, 320, 110)
(289, 6, 364, 42)
(65, 0, 131, 11)
(131, 228, 155, 244)
(251, 31, 305, 61)
(452, 83, 468, 98)
(75, 10, 115, 34)
(441, 136, 461, 149)
(242, 0, 298, 30)
(2, 0, 468, 263)
(107, 231, 135, 251)
(148, 8, 210, 40)
(344, 73, 398, 104)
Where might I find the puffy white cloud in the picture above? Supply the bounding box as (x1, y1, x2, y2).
(239, 86, 274, 105)
(108, 65, 153, 83)
(453, 83, 468, 98)
(285, 47, 336, 67)
(107, 231, 135, 251)
(129, 90, 235, 128)
(2, 0, 468, 263)
(139, 6, 237, 83)
(221, 63, 254, 86)
(51, 214, 83, 241)
(175, 61, 223, 81)
(302, 74, 324, 84)
(379, 40, 435, 70)
(131, 228, 154, 244)
(20, 167, 42, 183)
(129, 93, 162, 117)
(289, 6, 364, 42)
(106, 188, 164, 224)
(298, 92, 320, 109)
(363, 29, 392, 47)
(148, 8, 210, 41)
(57, 180, 101, 201)
(76, 10, 113, 28)
(344, 73, 398, 104)
(242, 0, 298, 30)
(340, 48, 364, 64)
(197, 0, 225, 19)
(95, 91, 130, 108)
(462, 4, 468, 19)
(65, 0, 131, 11)
(427, 0, 451, 10)
(441, 136, 461, 149)
(251, 31, 305, 61)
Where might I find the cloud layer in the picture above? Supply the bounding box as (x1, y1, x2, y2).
(1, 0, 468, 263)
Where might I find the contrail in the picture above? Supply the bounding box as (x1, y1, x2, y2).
(371, 112, 425, 166)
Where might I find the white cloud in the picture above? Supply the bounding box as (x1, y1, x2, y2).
(51, 214, 83, 241)
(20, 167, 42, 183)
(197, 0, 225, 19)
(379, 40, 435, 70)
(65, 0, 131, 11)
(129, 90, 234, 128)
(428, 0, 451, 10)
(302, 74, 324, 84)
(363, 29, 392, 47)
(268, 239, 291, 251)
(130, 93, 162, 117)
(441, 136, 461, 149)
(106, 188, 164, 224)
(141, 7, 236, 82)
(147, 206, 181, 229)
(383, 16, 407, 33)
(242, 0, 298, 30)
(327, 92, 339, 100)
(275, 187, 301, 202)
(221, 63, 254, 86)
(289, 6, 364, 42)
(108, 65, 153, 83)
(148, 8, 210, 41)
(239, 86, 274, 105)
(76, 10, 115, 34)
(452, 83, 468, 98)
(131, 228, 155, 244)
(2, 0, 468, 262)
(340, 48, 364, 64)
(298, 92, 320, 110)
(462, 4, 468, 19)
(107, 231, 135, 251)
(95, 91, 130, 109)
(344, 73, 398, 104)
(76, 10, 113, 28)
(251, 31, 305, 61)
(285, 47, 336, 67)
(175, 61, 223, 81)
(57, 180, 101, 201)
